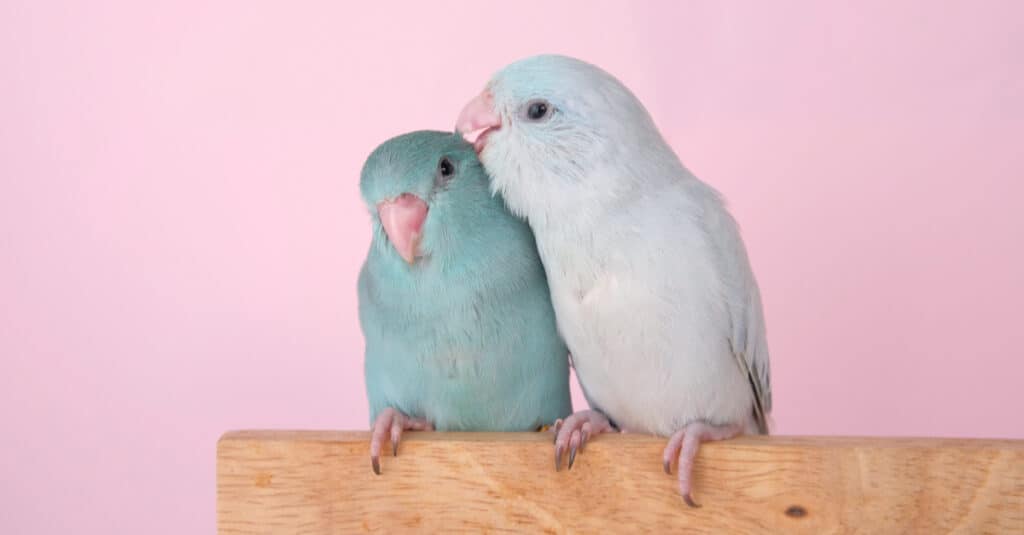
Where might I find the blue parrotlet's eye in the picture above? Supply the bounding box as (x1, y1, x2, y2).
(436, 156, 455, 186)
(526, 100, 551, 121)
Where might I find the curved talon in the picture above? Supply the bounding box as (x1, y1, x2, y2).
(369, 408, 434, 477)
(552, 419, 563, 444)
(390, 416, 403, 458)
(667, 421, 743, 507)
(664, 459, 672, 475)
(551, 410, 613, 473)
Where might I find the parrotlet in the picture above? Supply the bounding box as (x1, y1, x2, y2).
(455, 55, 772, 505)
(358, 130, 572, 475)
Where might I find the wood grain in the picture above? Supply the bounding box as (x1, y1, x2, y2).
(217, 431, 1024, 534)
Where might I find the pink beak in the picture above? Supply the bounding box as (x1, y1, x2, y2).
(454, 90, 501, 153)
(376, 193, 428, 264)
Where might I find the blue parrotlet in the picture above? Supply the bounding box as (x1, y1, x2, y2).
(358, 130, 572, 474)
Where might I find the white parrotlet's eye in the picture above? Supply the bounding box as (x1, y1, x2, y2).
(435, 156, 455, 187)
(524, 99, 553, 122)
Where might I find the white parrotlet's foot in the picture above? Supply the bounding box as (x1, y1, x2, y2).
(662, 420, 744, 507)
(551, 409, 616, 471)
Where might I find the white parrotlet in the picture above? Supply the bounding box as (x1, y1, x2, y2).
(455, 55, 772, 506)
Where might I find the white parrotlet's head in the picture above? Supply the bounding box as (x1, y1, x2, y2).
(454, 54, 683, 226)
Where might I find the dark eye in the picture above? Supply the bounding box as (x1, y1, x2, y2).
(436, 156, 455, 185)
(525, 99, 552, 121)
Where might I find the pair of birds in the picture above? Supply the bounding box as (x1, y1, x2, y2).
(358, 54, 771, 506)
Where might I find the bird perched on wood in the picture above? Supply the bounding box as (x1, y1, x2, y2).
(455, 55, 772, 506)
(358, 130, 572, 475)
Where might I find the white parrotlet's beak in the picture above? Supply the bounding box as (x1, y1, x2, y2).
(454, 90, 501, 154)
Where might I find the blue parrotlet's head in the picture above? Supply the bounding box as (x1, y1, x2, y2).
(360, 130, 499, 267)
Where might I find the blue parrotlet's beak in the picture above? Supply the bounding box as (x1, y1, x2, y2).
(377, 193, 428, 264)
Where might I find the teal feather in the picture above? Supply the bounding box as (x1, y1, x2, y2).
(358, 131, 571, 431)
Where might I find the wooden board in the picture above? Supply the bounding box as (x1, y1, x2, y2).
(217, 431, 1024, 534)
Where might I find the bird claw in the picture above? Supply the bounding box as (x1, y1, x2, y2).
(552, 419, 563, 444)
(663, 421, 743, 507)
(368, 407, 434, 476)
(567, 429, 588, 470)
(552, 410, 613, 473)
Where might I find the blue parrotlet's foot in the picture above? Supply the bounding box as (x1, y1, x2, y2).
(369, 407, 433, 475)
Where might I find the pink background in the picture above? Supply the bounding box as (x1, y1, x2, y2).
(2, 1, 1022, 533)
